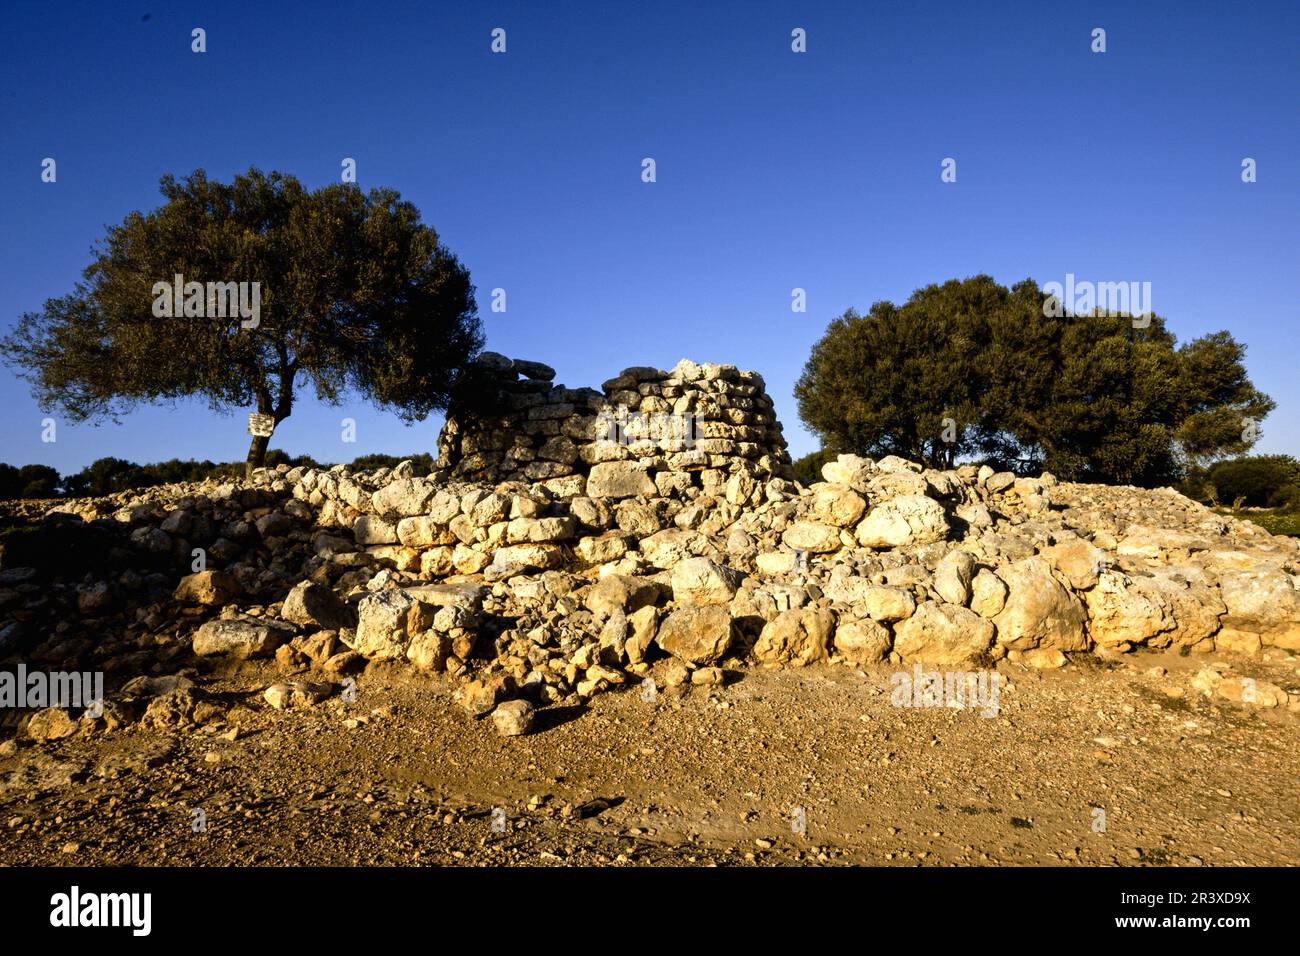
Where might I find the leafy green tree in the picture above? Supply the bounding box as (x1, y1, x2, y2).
(0, 464, 62, 499)
(796, 276, 1275, 485)
(348, 452, 435, 475)
(2, 168, 482, 475)
(1207, 455, 1300, 507)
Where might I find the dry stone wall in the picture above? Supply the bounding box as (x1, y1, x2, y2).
(433, 353, 794, 488)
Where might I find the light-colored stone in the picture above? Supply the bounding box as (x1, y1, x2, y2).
(193, 619, 291, 659)
(492, 699, 535, 736)
(856, 495, 949, 548)
(586, 461, 657, 499)
(991, 557, 1088, 652)
(833, 617, 892, 664)
(811, 485, 868, 527)
(781, 521, 842, 554)
(656, 605, 733, 664)
(173, 570, 240, 606)
(671, 557, 741, 606)
(893, 601, 995, 666)
(753, 607, 835, 666)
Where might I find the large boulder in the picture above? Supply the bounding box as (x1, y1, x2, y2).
(1215, 567, 1300, 649)
(856, 495, 949, 548)
(656, 605, 733, 664)
(991, 557, 1088, 652)
(753, 607, 835, 666)
(281, 581, 351, 631)
(193, 619, 291, 659)
(173, 570, 240, 606)
(1083, 572, 1174, 651)
(893, 601, 995, 666)
(586, 462, 656, 499)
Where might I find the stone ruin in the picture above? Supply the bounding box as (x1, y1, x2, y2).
(3, 356, 1299, 741)
(434, 353, 794, 485)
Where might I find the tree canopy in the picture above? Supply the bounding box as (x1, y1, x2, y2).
(795, 276, 1274, 485)
(2, 168, 483, 472)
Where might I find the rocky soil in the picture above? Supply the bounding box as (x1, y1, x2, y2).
(1, 356, 1297, 866)
(2, 648, 1296, 866)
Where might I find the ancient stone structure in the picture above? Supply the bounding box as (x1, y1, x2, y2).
(433, 353, 793, 487)
(4, 357, 1299, 741)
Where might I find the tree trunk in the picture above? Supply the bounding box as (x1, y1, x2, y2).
(245, 433, 270, 478)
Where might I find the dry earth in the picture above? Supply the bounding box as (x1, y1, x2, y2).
(3, 646, 1295, 867)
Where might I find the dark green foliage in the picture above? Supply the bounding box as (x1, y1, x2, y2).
(1205, 455, 1300, 508)
(2, 168, 482, 473)
(795, 276, 1275, 485)
(0, 464, 61, 499)
(0, 450, 431, 499)
(347, 452, 435, 476)
(791, 449, 838, 486)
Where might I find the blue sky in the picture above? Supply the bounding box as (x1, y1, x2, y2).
(2, 0, 1297, 473)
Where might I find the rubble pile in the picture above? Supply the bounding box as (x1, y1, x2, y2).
(4, 357, 1299, 740)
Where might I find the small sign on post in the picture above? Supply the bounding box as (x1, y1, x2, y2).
(247, 413, 275, 438)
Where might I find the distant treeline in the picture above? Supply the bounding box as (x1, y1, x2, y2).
(0, 452, 435, 499)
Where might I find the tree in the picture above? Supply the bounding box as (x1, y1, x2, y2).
(0, 464, 62, 499)
(1207, 455, 1300, 508)
(2, 168, 483, 475)
(795, 276, 1275, 485)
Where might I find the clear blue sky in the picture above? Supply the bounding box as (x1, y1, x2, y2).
(2, 0, 1297, 474)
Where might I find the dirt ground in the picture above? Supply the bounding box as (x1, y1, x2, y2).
(1, 647, 1296, 867)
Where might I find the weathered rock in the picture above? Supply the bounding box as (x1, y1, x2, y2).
(371, 479, 435, 518)
(856, 495, 949, 548)
(485, 544, 566, 581)
(264, 681, 333, 710)
(811, 484, 868, 527)
(281, 581, 351, 630)
(353, 515, 399, 546)
(823, 581, 915, 622)
(173, 570, 240, 606)
(492, 699, 535, 736)
(781, 521, 843, 554)
(832, 616, 892, 664)
(934, 550, 976, 606)
(753, 607, 834, 666)
(1216, 567, 1300, 649)
(26, 708, 78, 741)
(586, 575, 662, 621)
(352, 590, 416, 659)
(991, 558, 1088, 652)
(1083, 572, 1173, 650)
(656, 605, 733, 664)
(193, 620, 291, 659)
(671, 557, 741, 606)
(893, 601, 996, 666)
(1041, 538, 1107, 590)
(586, 461, 656, 499)
(969, 568, 1008, 618)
